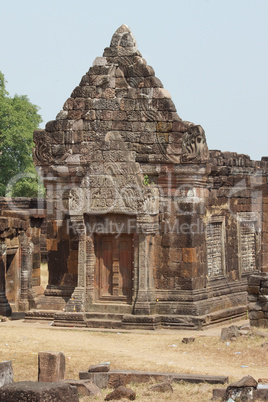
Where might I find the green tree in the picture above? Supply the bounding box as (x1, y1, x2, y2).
(0, 71, 44, 197)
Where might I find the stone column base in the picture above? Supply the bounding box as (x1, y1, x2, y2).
(0, 293, 12, 317)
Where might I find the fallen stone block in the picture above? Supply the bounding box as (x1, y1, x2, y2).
(38, 351, 65, 382)
(227, 375, 257, 389)
(0, 361, 13, 388)
(149, 381, 173, 393)
(220, 325, 240, 341)
(88, 363, 110, 372)
(182, 337, 195, 344)
(79, 369, 228, 388)
(64, 380, 100, 397)
(104, 385, 136, 400)
(79, 372, 109, 388)
(224, 375, 257, 401)
(0, 381, 78, 402)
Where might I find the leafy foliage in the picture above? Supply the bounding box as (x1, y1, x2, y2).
(0, 71, 44, 197)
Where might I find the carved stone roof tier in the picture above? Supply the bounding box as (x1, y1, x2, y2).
(33, 24, 208, 169)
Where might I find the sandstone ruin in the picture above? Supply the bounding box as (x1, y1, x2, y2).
(1, 25, 267, 329)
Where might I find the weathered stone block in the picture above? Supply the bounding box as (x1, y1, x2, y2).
(0, 361, 13, 388)
(248, 302, 263, 311)
(248, 275, 262, 287)
(38, 352, 65, 382)
(247, 285, 260, 295)
(88, 363, 110, 372)
(220, 325, 240, 341)
(249, 311, 264, 320)
(0, 382, 78, 402)
(104, 386, 136, 401)
(64, 380, 100, 397)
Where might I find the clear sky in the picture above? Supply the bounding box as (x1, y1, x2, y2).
(1, 0, 267, 161)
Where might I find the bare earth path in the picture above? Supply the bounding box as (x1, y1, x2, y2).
(0, 318, 267, 401)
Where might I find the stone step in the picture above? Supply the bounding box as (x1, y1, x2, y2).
(85, 319, 123, 329)
(89, 303, 132, 314)
(85, 312, 124, 321)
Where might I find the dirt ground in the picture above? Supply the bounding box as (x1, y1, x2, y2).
(0, 318, 267, 401)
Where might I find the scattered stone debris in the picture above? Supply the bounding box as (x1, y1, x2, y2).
(213, 375, 268, 401)
(104, 385, 136, 401)
(88, 363, 110, 372)
(182, 337, 195, 344)
(220, 325, 240, 341)
(149, 381, 173, 393)
(248, 273, 268, 328)
(224, 375, 257, 401)
(0, 361, 13, 388)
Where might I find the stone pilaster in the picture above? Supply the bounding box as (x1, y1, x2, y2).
(19, 235, 34, 312)
(134, 216, 157, 315)
(0, 243, 11, 317)
(65, 216, 86, 312)
(85, 233, 95, 308)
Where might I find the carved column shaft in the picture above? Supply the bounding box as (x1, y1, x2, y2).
(19, 237, 33, 311)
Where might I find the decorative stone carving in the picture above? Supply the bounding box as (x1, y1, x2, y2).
(142, 187, 159, 215)
(33, 130, 52, 165)
(181, 125, 209, 163)
(68, 188, 85, 214)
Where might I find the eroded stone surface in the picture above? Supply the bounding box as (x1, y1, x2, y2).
(104, 385, 136, 401)
(0, 361, 13, 388)
(38, 352, 65, 382)
(0, 381, 78, 402)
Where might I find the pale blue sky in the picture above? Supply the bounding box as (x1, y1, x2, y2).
(1, 0, 267, 160)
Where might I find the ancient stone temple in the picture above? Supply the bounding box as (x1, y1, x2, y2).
(0, 198, 45, 316)
(29, 25, 268, 329)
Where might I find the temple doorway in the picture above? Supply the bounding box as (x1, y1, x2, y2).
(94, 234, 133, 303)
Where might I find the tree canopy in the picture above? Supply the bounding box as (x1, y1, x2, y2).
(0, 71, 44, 197)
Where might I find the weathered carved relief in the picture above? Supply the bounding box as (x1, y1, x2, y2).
(68, 188, 85, 214)
(237, 212, 258, 273)
(33, 130, 52, 165)
(181, 125, 209, 163)
(206, 217, 225, 278)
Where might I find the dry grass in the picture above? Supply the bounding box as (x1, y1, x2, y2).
(0, 321, 267, 401)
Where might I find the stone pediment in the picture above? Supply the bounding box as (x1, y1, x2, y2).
(33, 24, 208, 172)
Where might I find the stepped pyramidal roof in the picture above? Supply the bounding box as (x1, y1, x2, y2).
(34, 24, 208, 169)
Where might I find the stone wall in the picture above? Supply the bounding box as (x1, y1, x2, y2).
(248, 273, 268, 328)
(0, 197, 46, 315)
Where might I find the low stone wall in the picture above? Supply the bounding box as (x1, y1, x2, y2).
(248, 273, 268, 327)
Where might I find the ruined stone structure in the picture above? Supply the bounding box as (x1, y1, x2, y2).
(29, 25, 268, 329)
(0, 198, 45, 316)
(248, 273, 268, 327)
